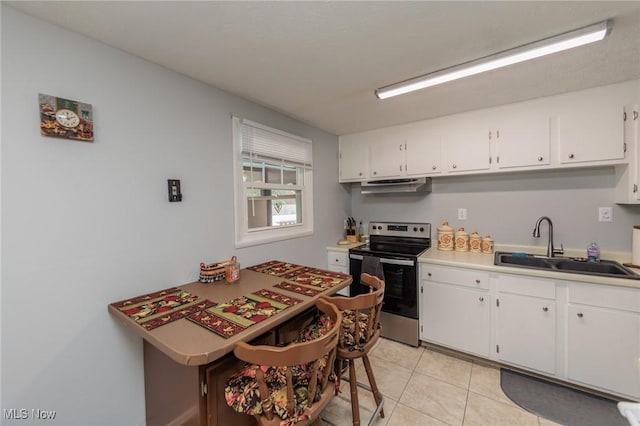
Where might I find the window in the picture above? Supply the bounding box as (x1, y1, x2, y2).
(232, 117, 313, 247)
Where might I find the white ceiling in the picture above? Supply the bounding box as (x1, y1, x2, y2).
(7, 1, 640, 136)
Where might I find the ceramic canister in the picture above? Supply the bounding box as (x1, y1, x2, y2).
(469, 231, 482, 253)
(482, 235, 494, 254)
(455, 228, 470, 252)
(437, 221, 454, 251)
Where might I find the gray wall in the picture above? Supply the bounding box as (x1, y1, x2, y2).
(1, 5, 350, 425)
(350, 167, 640, 253)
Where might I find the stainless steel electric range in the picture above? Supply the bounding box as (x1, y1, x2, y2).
(349, 221, 431, 347)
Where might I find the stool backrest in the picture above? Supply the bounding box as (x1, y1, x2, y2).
(329, 273, 385, 352)
(233, 298, 342, 424)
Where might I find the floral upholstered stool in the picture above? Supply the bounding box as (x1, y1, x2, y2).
(225, 298, 342, 426)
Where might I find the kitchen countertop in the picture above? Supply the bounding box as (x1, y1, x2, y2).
(326, 241, 365, 252)
(418, 244, 640, 289)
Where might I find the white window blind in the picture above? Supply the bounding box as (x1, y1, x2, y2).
(240, 119, 313, 169)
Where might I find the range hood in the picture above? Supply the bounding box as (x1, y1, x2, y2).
(360, 177, 432, 195)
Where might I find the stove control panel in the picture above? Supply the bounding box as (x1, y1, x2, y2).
(368, 222, 431, 238)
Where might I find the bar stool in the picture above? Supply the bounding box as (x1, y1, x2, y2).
(329, 273, 385, 426)
(224, 298, 342, 426)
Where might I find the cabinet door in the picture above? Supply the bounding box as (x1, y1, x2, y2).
(339, 134, 369, 182)
(421, 282, 490, 357)
(443, 122, 490, 173)
(567, 305, 640, 399)
(558, 103, 625, 164)
(496, 293, 556, 374)
(495, 110, 550, 169)
(369, 129, 406, 179)
(406, 125, 442, 176)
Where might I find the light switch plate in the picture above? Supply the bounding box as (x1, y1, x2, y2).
(458, 208, 467, 220)
(168, 179, 182, 202)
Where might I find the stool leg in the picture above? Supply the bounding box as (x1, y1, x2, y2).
(348, 360, 361, 426)
(362, 355, 385, 419)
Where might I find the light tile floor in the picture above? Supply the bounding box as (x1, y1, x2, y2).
(323, 338, 563, 426)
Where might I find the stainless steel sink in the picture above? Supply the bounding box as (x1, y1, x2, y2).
(494, 252, 640, 280)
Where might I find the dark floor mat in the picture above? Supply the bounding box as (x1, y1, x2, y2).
(500, 369, 628, 426)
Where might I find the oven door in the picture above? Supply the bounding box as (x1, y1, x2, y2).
(349, 254, 418, 319)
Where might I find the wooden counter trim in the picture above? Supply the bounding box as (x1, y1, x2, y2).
(109, 269, 351, 366)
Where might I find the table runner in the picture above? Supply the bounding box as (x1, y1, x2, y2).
(110, 287, 217, 330)
(187, 289, 302, 338)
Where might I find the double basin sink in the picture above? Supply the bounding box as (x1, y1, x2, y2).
(494, 251, 640, 280)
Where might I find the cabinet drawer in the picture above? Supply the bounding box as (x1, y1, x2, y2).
(327, 251, 348, 268)
(567, 282, 640, 313)
(496, 274, 555, 299)
(421, 264, 489, 289)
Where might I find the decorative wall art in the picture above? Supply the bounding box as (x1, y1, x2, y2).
(39, 93, 94, 142)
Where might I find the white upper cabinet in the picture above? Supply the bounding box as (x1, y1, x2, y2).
(494, 105, 550, 169)
(557, 87, 626, 165)
(442, 115, 491, 173)
(338, 133, 369, 182)
(369, 127, 407, 179)
(405, 122, 442, 176)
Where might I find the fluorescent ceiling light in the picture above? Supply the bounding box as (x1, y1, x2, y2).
(375, 21, 610, 100)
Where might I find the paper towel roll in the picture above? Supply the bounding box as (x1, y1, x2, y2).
(633, 226, 640, 266)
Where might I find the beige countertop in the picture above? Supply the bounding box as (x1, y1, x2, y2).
(418, 244, 640, 289)
(326, 241, 365, 252)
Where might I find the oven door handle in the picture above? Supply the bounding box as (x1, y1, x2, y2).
(350, 254, 414, 267)
(379, 258, 414, 266)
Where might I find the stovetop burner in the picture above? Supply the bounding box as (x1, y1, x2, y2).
(350, 221, 431, 259)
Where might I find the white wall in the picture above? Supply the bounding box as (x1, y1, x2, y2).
(351, 166, 640, 253)
(1, 5, 350, 425)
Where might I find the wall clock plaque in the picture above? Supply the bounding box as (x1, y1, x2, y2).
(39, 93, 94, 142)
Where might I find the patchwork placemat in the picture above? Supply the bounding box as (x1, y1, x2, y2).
(111, 287, 217, 330)
(246, 260, 309, 277)
(187, 289, 302, 338)
(286, 268, 352, 290)
(273, 281, 322, 297)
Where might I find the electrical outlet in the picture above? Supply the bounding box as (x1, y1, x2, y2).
(598, 207, 612, 222)
(458, 208, 467, 220)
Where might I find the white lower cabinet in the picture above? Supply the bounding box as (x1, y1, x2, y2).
(422, 282, 491, 357)
(565, 282, 640, 399)
(420, 262, 640, 400)
(326, 248, 349, 296)
(495, 274, 556, 375)
(420, 265, 490, 357)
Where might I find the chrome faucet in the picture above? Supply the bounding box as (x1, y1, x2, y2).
(533, 216, 564, 257)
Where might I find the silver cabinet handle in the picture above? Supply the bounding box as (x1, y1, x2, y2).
(373, 171, 377, 175)
(432, 165, 437, 170)
(358, 172, 362, 176)
(538, 156, 543, 161)
(479, 297, 484, 302)
(577, 312, 584, 318)
(569, 154, 575, 159)
(543, 307, 549, 312)
(427, 272, 432, 277)
(452, 164, 457, 169)
(475, 279, 480, 284)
